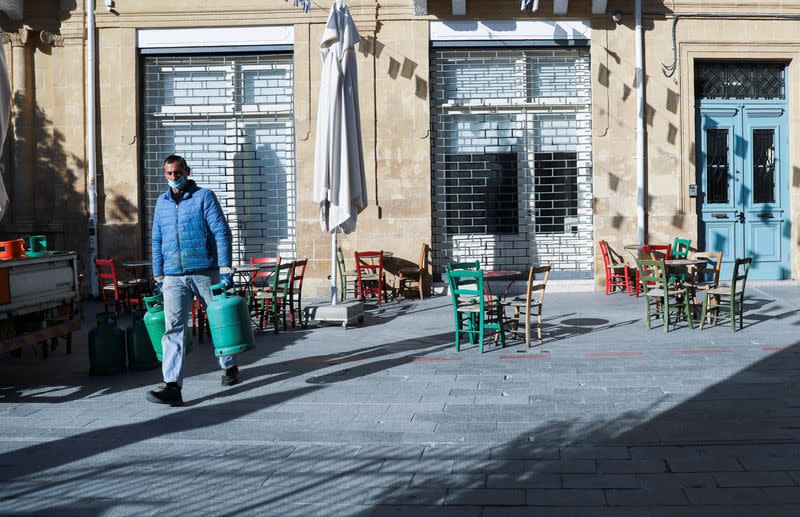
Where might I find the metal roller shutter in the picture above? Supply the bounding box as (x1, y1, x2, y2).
(430, 47, 593, 277)
(141, 52, 295, 265)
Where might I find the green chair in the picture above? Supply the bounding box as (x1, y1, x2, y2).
(447, 269, 505, 353)
(446, 260, 481, 272)
(669, 238, 692, 282)
(335, 247, 359, 301)
(700, 257, 751, 332)
(637, 259, 693, 332)
(671, 238, 691, 259)
(255, 261, 292, 334)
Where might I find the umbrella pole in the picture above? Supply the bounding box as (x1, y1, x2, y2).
(331, 228, 338, 305)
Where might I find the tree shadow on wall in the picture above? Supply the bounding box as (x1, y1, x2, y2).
(0, 97, 88, 276)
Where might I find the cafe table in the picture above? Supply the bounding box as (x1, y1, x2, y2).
(483, 270, 522, 300)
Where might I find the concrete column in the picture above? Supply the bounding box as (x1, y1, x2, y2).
(9, 27, 34, 223)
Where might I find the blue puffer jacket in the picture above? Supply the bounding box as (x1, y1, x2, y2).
(151, 181, 232, 277)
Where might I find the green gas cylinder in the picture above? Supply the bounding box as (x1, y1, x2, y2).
(143, 293, 193, 361)
(88, 312, 126, 375)
(206, 282, 255, 357)
(126, 310, 160, 370)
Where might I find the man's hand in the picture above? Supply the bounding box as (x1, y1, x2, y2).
(220, 273, 234, 289)
(154, 275, 164, 293)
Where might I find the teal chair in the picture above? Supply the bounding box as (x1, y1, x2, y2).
(637, 259, 693, 332)
(446, 260, 481, 272)
(446, 269, 505, 353)
(255, 261, 292, 333)
(700, 257, 751, 332)
(669, 238, 692, 282)
(671, 238, 691, 259)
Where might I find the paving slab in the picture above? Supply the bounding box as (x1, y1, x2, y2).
(1, 285, 800, 514)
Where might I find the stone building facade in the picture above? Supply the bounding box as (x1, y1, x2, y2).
(2, 0, 799, 297)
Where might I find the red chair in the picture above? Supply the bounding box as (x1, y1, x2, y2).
(598, 241, 633, 296)
(355, 251, 387, 306)
(95, 259, 138, 315)
(192, 299, 210, 343)
(288, 258, 308, 328)
(250, 256, 281, 290)
(634, 245, 673, 296)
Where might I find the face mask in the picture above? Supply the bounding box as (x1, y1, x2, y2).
(168, 177, 187, 190)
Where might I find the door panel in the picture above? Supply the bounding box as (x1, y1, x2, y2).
(698, 101, 789, 280)
(741, 107, 788, 279)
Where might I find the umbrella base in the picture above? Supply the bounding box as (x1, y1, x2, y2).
(305, 301, 364, 329)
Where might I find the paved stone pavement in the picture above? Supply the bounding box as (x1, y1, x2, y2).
(1, 283, 800, 516)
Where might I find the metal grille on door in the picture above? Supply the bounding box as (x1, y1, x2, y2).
(141, 53, 296, 265)
(430, 47, 593, 276)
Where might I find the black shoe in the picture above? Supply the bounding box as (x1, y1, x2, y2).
(221, 366, 239, 387)
(146, 383, 183, 406)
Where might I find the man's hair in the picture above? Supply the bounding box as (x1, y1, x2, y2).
(162, 154, 190, 172)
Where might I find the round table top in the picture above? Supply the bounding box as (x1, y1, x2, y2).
(483, 270, 523, 280)
(234, 264, 274, 273)
(664, 258, 706, 267)
(121, 260, 151, 268)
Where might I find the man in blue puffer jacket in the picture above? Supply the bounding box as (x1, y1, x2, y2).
(146, 155, 238, 406)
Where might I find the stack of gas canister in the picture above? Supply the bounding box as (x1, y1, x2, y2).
(88, 282, 255, 375)
(0, 235, 50, 259)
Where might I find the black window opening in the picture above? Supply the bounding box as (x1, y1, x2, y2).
(533, 151, 579, 233)
(706, 128, 730, 204)
(752, 128, 776, 204)
(443, 153, 519, 235)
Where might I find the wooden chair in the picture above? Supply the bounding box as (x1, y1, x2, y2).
(637, 259, 693, 332)
(250, 256, 281, 291)
(355, 251, 387, 306)
(255, 261, 292, 334)
(446, 269, 505, 353)
(700, 257, 751, 332)
(397, 243, 431, 300)
(335, 247, 359, 301)
(446, 260, 481, 272)
(504, 265, 550, 348)
(671, 238, 691, 259)
(95, 259, 138, 316)
(635, 244, 673, 294)
(689, 251, 723, 320)
(288, 258, 308, 328)
(598, 240, 633, 296)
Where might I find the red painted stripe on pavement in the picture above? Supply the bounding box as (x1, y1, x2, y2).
(676, 348, 731, 354)
(763, 347, 786, 351)
(499, 354, 550, 359)
(586, 352, 644, 357)
(413, 357, 463, 361)
(291, 356, 364, 364)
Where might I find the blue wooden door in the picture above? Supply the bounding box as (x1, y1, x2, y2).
(698, 101, 790, 280)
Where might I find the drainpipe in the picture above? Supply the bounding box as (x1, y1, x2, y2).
(86, 0, 98, 296)
(635, 0, 645, 244)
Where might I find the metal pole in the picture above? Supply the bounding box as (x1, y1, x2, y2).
(87, 0, 99, 296)
(635, 0, 646, 244)
(330, 228, 338, 305)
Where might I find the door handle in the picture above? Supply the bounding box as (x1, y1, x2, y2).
(757, 213, 774, 219)
(711, 213, 729, 219)
(737, 211, 746, 223)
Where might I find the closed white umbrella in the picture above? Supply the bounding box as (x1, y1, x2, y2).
(313, 0, 367, 304)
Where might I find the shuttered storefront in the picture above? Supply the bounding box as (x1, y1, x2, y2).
(430, 47, 593, 276)
(141, 53, 295, 264)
